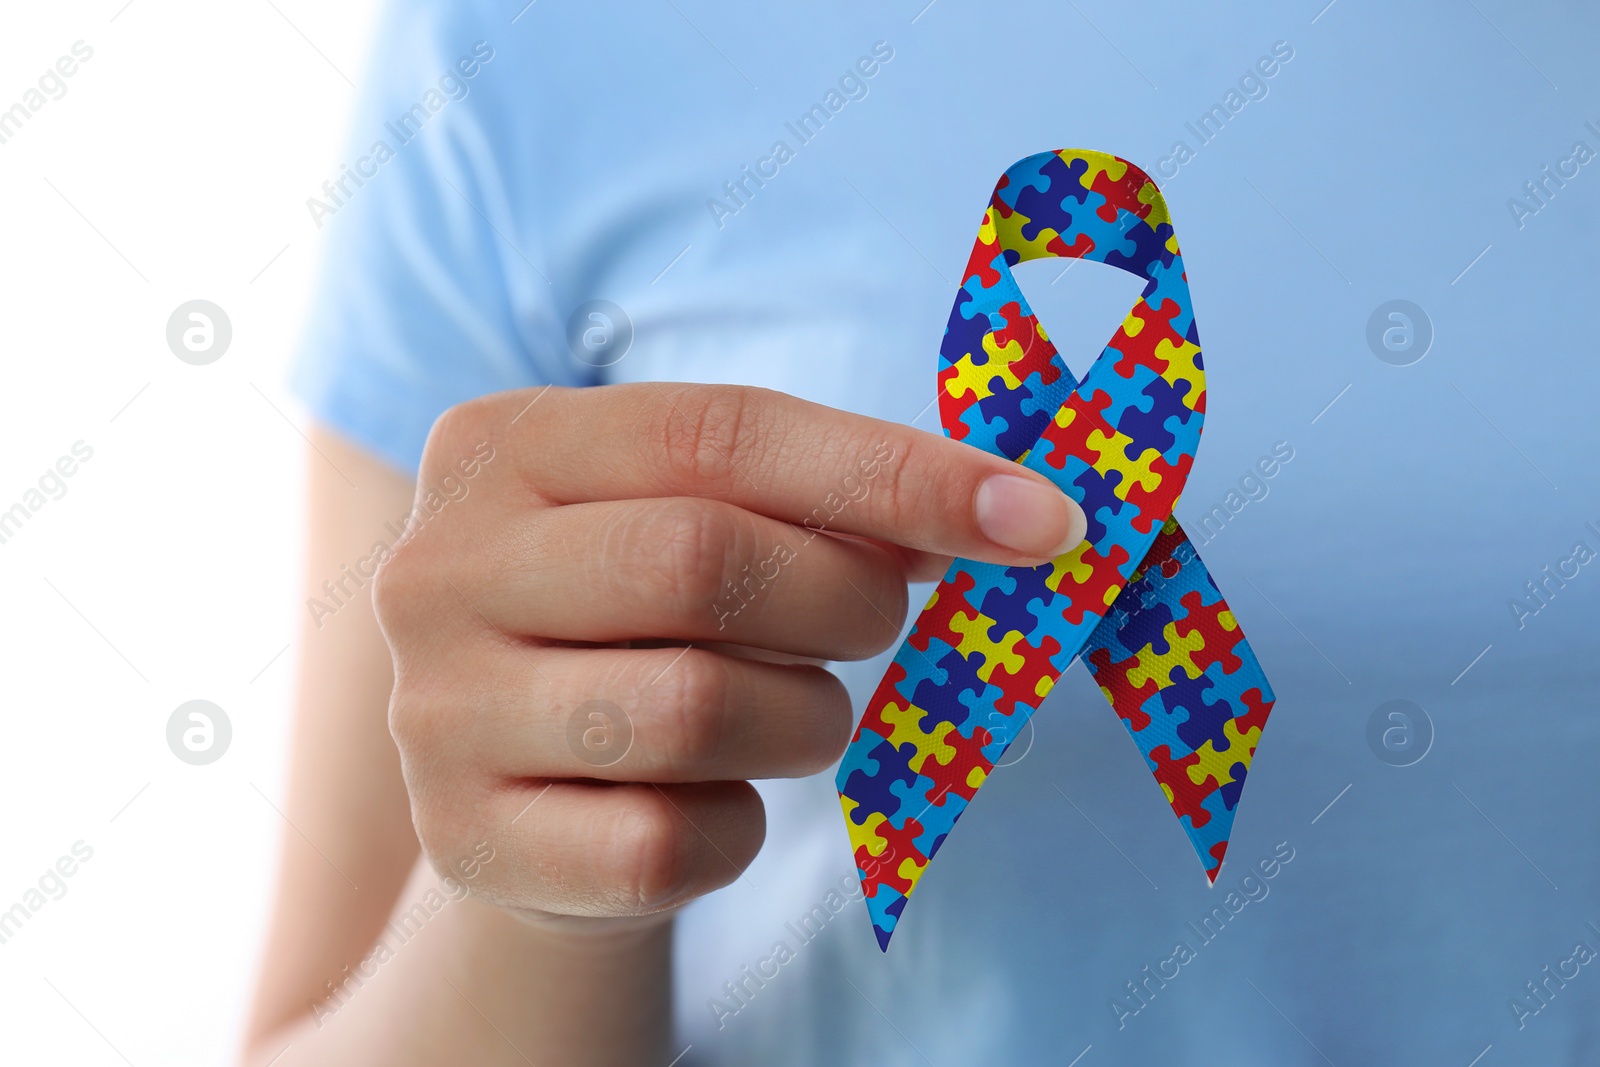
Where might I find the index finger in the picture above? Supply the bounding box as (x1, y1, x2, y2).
(461, 383, 1085, 566)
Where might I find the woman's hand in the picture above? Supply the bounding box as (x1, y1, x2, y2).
(373, 383, 1085, 929)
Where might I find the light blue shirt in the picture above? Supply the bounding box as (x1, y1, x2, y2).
(293, 1, 1600, 1062)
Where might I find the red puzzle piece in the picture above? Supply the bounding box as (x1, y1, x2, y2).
(990, 633, 1064, 718)
(1108, 298, 1185, 381)
(1090, 164, 1156, 224)
(1087, 645, 1156, 731)
(857, 815, 928, 896)
(1174, 589, 1245, 676)
(1039, 388, 1117, 471)
(1148, 744, 1212, 829)
(1059, 543, 1134, 627)
(908, 570, 979, 654)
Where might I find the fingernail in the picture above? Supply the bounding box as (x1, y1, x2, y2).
(975, 474, 1085, 558)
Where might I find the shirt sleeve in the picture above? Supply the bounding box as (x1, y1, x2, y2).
(289, 0, 583, 476)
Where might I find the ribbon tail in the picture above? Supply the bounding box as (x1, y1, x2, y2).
(1083, 518, 1277, 884)
(837, 557, 1063, 950)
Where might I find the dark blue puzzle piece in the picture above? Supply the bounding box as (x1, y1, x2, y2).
(977, 562, 1057, 645)
(910, 647, 987, 734)
(1072, 465, 1127, 544)
(1160, 667, 1236, 756)
(1114, 373, 1198, 461)
(841, 737, 920, 826)
(1104, 219, 1178, 278)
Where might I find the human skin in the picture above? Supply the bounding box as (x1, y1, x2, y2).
(242, 384, 1084, 1065)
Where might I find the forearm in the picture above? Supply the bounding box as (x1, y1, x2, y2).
(244, 858, 675, 1067)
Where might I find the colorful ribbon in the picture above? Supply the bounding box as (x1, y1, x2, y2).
(836, 149, 1277, 951)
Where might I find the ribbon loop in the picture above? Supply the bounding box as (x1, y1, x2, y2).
(836, 150, 1277, 951)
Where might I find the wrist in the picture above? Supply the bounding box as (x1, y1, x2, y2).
(502, 895, 678, 947)
(450, 895, 676, 1064)
(467, 895, 676, 957)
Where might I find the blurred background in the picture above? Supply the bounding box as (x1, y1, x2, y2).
(2, 0, 1598, 1063)
(0, 2, 381, 1061)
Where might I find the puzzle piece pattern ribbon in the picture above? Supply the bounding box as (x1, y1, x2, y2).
(835, 150, 1277, 951)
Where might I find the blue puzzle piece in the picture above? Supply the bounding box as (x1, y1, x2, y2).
(953, 403, 1008, 456)
(1219, 761, 1248, 811)
(940, 288, 990, 367)
(1108, 586, 1177, 657)
(840, 737, 919, 827)
(978, 562, 1054, 644)
(910, 647, 987, 734)
(1071, 466, 1127, 544)
(1113, 369, 1198, 463)
(1160, 666, 1235, 756)
(1104, 217, 1177, 278)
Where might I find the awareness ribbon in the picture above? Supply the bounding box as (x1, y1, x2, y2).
(836, 150, 1277, 950)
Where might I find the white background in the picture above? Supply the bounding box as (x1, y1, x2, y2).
(0, 2, 383, 1062)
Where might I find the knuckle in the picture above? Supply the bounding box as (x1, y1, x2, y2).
(418, 394, 509, 500)
(385, 686, 452, 770)
(865, 435, 921, 532)
(369, 537, 420, 633)
(420, 399, 487, 478)
(654, 651, 730, 768)
(369, 526, 451, 644)
(403, 769, 473, 866)
(657, 385, 755, 490)
(626, 499, 738, 618)
(609, 791, 687, 909)
(385, 687, 422, 753)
